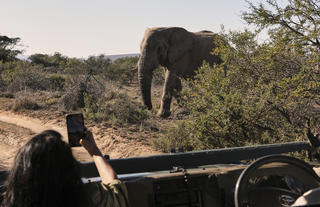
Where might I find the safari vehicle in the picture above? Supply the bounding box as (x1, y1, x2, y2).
(1, 141, 320, 207)
(82, 141, 320, 207)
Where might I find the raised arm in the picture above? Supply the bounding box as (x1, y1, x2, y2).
(80, 130, 117, 184)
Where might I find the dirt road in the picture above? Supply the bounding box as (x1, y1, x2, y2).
(0, 111, 92, 169)
(0, 119, 33, 169)
(0, 110, 160, 169)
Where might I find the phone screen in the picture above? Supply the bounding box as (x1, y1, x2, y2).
(66, 113, 85, 147)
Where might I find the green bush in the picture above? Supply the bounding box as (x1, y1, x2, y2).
(85, 55, 111, 74)
(59, 75, 104, 111)
(63, 56, 138, 85)
(154, 121, 196, 152)
(152, 66, 165, 85)
(0, 61, 48, 92)
(0, 60, 67, 92)
(83, 89, 149, 125)
(46, 74, 65, 91)
(103, 57, 138, 84)
(29, 52, 67, 68)
(158, 29, 320, 152)
(0, 76, 5, 91)
(156, 0, 320, 152)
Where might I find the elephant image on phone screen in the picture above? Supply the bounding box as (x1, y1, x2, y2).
(137, 27, 223, 118)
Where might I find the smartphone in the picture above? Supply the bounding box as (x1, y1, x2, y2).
(66, 113, 85, 147)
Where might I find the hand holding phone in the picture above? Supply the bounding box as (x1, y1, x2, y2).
(80, 130, 101, 156)
(66, 113, 85, 147)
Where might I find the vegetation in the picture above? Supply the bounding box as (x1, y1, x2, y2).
(29, 52, 68, 68)
(0, 35, 22, 63)
(83, 89, 149, 125)
(0, 38, 150, 126)
(11, 96, 40, 112)
(158, 0, 320, 151)
(2, 0, 320, 153)
(243, 0, 320, 49)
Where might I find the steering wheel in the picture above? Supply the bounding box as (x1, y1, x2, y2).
(234, 155, 320, 207)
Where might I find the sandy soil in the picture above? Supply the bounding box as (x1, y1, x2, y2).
(0, 110, 161, 170)
(0, 120, 34, 169)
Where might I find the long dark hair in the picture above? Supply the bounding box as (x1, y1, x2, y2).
(3, 130, 89, 207)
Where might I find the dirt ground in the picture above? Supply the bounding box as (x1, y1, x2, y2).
(0, 83, 186, 170)
(0, 107, 162, 170)
(0, 120, 34, 169)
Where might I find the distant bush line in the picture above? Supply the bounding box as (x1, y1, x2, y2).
(0, 53, 154, 125)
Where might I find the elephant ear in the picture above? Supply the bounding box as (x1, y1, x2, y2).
(168, 28, 194, 64)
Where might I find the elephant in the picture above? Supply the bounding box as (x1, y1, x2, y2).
(137, 27, 222, 118)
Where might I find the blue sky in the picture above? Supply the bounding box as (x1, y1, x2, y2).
(1, 0, 257, 58)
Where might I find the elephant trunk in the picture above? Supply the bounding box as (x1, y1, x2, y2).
(138, 59, 156, 110)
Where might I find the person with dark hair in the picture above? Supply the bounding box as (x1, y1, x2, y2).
(1, 129, 130, 207)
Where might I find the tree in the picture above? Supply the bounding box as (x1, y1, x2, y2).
(159, 0, 320, 151)
(243, 0, 320, 49)
(243, 0, 320, 144)
(29, 52, 67, 67)
(28, 53, 50, 66)
(85, 54, 111, 74)
(0, 35, 22, 62)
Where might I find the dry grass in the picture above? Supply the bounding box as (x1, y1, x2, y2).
(11, 97, 40, 112)
(0, 92, 14, 99)
(1, 77, 185, 154)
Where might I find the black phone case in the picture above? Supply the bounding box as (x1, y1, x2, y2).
(66, 113, 84, 147)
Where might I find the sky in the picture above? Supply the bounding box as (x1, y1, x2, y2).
(1, 0, 258, 58)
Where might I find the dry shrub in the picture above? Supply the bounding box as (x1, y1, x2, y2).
(11, 97, 40, 112)
(59, 89, 81, 111)
(31, 91, 62, 108)
(46, 74, 65, 91)
(6, 64, 48, 92)
(153, 121, 195, 152)
(0, 92, 14, 98)
(83, 88, 149, 125)
(152, 66, 165, 85)
(59, 75, 104, 111)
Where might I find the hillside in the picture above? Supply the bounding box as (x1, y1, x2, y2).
(105, 53, 139, 61)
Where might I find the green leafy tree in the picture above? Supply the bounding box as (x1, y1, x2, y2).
(29, 52, 67, 68)
(160, 0, 320, 151)
(64, 57, 86, 74)
(0, 35, 22, 62)
(243, 0, 320, 143)
(85, 54, 111, 74)
(243, 0, 320, 49)
(103, 57, 138, 84)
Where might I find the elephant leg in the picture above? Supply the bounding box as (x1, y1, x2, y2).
(172, 77, 182, 106)
(158, 70, 181, 118)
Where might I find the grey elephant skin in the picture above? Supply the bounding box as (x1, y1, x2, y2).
(137, 27, 222, 118)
